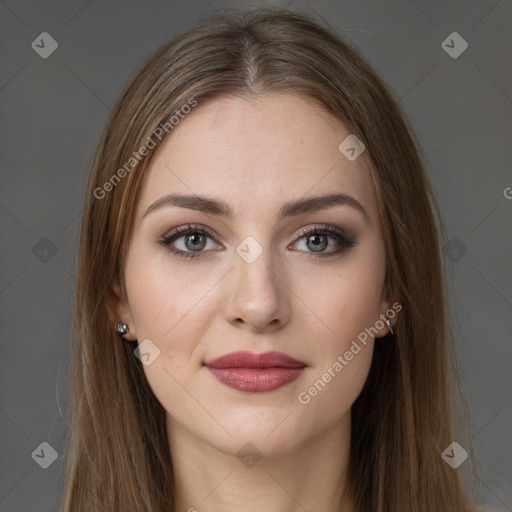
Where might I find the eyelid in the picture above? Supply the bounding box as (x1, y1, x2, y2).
(161, 223, 219, 241)
(292, 223, 352, 241)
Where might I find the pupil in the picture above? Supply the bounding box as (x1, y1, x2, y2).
(309, 234, 327, 252)
(187, 234, 205, 251)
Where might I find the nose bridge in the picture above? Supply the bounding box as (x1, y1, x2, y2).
(234, 235, 279, 300)
(224, 234, 290, 330)
(238, 245, 277, 292)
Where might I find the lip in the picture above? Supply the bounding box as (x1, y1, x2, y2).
(204, 351, 307, 392)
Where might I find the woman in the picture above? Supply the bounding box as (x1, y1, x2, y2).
(61, 7, 482, 511)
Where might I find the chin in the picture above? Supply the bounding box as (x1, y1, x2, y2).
(202, 406, 312, 458)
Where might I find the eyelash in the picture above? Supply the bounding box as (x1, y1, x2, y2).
(159, 223, 356, 260)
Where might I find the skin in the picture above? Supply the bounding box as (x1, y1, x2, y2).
(110, 93, 396, 512)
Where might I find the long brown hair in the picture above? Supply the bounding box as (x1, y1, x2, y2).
(61, 7, 481, 511)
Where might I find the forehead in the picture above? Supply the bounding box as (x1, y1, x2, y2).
(137, 93, 378, 223)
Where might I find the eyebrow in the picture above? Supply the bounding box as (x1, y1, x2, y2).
(143, 192, 369, 223)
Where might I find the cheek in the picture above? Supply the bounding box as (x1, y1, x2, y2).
(124, 250, 224, 396)
(291, 253, 386, 354)
(290, 253, 384, 416)
(295, 341, 373, 442)
(125, 248, 217, 345)
(124, 260, 218, 419)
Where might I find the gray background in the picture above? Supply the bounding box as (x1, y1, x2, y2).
(0, 1, 511, 510)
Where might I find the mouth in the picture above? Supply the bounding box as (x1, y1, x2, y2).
(203, 351, 307, 392)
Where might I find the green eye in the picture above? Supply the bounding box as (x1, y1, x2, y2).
(291, 225, 356, 258)
(160, 224, 220, 259)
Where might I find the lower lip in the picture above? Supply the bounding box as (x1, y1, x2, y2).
(207, 367, 305, 392)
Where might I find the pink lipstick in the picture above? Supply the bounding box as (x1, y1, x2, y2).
(204, 351, 307, 392)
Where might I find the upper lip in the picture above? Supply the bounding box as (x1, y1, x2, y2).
(204, 351, 307, 369)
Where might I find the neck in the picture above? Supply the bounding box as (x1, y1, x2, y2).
(166, 414, 354, 512)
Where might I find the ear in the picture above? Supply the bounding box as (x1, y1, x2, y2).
(105, 275, 138, 341)
(375, 288, 399, 339)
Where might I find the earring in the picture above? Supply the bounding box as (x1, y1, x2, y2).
(385, 318, 394, 335)
(117, 322, 129, 336)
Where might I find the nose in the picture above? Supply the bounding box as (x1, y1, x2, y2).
(222, 243, 292, 333)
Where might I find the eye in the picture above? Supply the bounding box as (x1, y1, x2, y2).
(159, 224, 222, 260)
(290, 225, 356, 258)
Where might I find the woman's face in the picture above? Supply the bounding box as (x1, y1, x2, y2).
(114, 93, 392, 457)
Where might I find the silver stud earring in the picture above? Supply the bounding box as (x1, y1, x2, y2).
(117, 323, 129, 336)
(385, 318, 394, 335)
